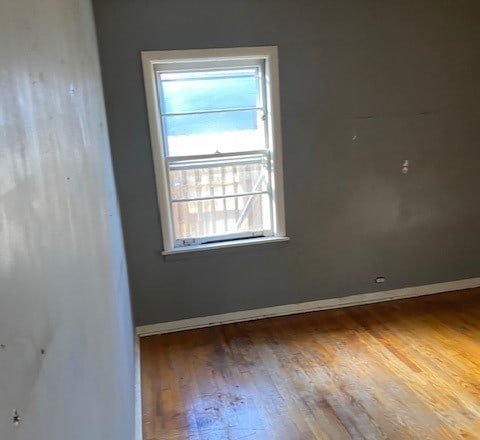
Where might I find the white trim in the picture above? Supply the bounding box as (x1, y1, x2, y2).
(162, 235, 289, 256)
(141, 52, 175, 250)
(167, 149, 268, 164)
(265, 47, 286, 237)
(134, 335, 143, 440)
(144, 46, 280, 65)
(136, 277, 480, 336)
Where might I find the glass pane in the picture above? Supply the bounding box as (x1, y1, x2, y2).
(172, 194, 271, 240)
(169, 160, 268, 200)
(159, 69, 260, 114)
(164, 109, 259, 136)
(164, 109, 266, 156)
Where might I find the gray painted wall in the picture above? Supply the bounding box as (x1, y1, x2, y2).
(93, 0, 480, 326)
(0, 0, 134, 438)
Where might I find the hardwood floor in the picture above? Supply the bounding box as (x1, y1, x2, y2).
(140, 288, 480, 439)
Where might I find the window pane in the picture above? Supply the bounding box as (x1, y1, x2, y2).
(169, 160, 268, 200)
(159, 69, 260, 114)
(164, 109, 259, 136)
(172, 194, 271, 240)
(164, 109, 266, 156)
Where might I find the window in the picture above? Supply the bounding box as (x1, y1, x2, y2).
(142, 46, 287, 254)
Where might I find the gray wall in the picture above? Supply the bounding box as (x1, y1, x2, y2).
(93, 0, 480, 326)
(0, 0, 134, 438)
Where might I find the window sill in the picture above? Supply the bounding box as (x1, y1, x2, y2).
(162, 236, 290, 258)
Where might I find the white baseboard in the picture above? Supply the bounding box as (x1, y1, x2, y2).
(134, 335, 143, 440)
(136, 277, 480, 337)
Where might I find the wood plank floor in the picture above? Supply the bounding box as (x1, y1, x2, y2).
(141, 288, 480, 439)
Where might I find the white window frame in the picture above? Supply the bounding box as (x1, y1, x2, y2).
(141, 46, 288, 255)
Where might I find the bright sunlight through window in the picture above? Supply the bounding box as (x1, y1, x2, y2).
(142, 47, 287, 254)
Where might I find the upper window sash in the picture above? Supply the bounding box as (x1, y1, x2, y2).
(155, 63, 268, 158)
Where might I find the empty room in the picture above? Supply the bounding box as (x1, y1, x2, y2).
(1, 0, 479, 439)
